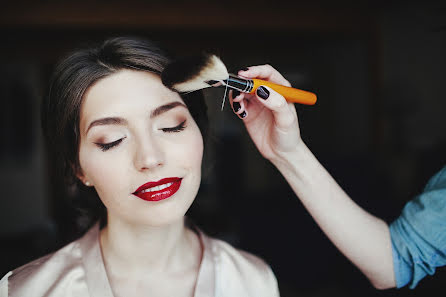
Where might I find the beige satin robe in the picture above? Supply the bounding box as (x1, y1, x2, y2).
(0, 224, 279, 297)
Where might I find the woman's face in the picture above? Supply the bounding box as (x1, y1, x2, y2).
(78, 69, 204, 227)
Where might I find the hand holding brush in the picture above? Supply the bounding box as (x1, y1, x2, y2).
(228, 64, 304, 163)
(161, 55, 312, 163)
(161, 54, 317, 105)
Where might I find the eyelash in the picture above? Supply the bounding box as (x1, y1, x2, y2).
(160, 120, 187, 133)
(95, 138, 124, 152)
(95, 120, 187, 152)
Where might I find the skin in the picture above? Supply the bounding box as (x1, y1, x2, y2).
(73, 64, 395, 295)
(230, 65, 396, 290)
(77, 70, 203, 297)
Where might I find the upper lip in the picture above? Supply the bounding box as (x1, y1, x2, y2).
(133, 177, 181, 194)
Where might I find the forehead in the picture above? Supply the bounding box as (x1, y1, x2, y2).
(80, 69, 183, 125)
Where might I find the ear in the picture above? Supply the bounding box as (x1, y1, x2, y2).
(74, 163, 92, 186)
(76, 172, 86, 184)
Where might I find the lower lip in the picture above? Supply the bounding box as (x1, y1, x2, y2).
(133, 178, 182, 202)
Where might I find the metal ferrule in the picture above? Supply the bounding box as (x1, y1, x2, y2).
(224, 74, 253, 93)
(206, 74, 254, 93)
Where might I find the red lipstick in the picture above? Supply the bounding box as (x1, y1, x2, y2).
(133, 177, 182, 202)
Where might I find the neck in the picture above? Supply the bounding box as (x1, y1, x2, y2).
(100, 216, 199, 278)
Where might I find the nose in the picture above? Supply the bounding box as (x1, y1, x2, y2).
(133, 135, 165, 171)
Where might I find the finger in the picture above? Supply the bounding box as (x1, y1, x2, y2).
(231, 99, 245, 115)
(233, 102, 247, 119)
(238, 65, 291, 87)
(230, 89, 244, 102)
(238, 109, 248, 119)
(255, 85, 297, 129)
(230, 89, 247, 118)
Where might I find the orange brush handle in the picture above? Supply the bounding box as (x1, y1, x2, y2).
(250, 78, 317, 105)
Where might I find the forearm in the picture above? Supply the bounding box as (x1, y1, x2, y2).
(272, 143, 396, 289)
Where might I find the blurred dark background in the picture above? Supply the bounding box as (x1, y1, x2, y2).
(1, 0, 445, 295)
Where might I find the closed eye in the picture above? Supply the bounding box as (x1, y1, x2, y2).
(95, 137, 125, 152)
(160, 120, 187, 133)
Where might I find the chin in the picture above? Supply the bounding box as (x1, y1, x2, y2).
(129, 194, 196, 227)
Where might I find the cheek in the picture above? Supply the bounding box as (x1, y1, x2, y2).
(79, 147, 133, 214)
(78, 144, 129, 193)
(177, 126, 204, 170)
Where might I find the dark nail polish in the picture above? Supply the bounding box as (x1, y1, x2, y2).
(233, 101, 241, 112)
(257, 86, 270, 100)
(241, 67, 249, 71)
(232, 90, 240, 98)
(239, 111, 247, 118)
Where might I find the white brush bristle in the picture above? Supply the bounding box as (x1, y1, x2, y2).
(173, 55, 229, 93)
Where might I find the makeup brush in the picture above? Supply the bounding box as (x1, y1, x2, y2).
(161, 54, 317, 105)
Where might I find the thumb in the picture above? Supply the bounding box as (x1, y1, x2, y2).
(255, 85, 297, 130)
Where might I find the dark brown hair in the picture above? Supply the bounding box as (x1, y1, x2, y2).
(41, 37, 208, 230)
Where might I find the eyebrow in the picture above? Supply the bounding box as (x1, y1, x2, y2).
(86, 101, 187, 133)
(150, 101, 187, 118)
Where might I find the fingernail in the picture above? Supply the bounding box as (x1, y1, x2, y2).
(232, 90, 240, 98)
(239, 111, 247, 118)
(257, 86, 270, 100)
(240, 67, 249, 71)
(233, 101, 241, 112)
